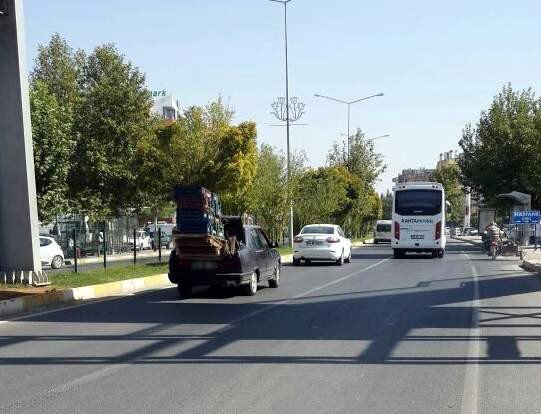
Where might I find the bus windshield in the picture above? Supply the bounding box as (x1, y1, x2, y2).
(395, 190, 442, 216)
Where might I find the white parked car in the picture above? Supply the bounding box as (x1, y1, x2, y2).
(129, 230, 152, 250)
(293, 224, 352, 266)
(39, 236, 64, 269)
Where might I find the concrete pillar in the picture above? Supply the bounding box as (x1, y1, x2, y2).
(0, 0, 43, 283)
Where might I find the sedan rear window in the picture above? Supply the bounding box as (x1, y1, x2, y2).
(301, 226, 335, 235)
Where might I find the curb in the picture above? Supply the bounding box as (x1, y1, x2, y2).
(0, 273, 172, 319)
(520, 260, 541, 274)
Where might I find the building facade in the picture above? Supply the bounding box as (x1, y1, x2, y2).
(393, 167, 435, 183)
(150, 91, 180, 121)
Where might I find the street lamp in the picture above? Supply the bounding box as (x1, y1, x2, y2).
(268, 0, 295, 247)
(367, 134, 390, 141)
(314, 92, 384, 161)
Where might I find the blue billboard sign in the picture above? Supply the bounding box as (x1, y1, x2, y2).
(512, 210, 540, 224)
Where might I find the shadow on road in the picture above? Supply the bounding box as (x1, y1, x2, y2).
(1, 248, 538, 368)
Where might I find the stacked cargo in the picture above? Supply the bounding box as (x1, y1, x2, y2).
(173, 186, 225, 260)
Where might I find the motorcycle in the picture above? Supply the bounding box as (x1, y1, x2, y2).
(488, 239, 501, 260)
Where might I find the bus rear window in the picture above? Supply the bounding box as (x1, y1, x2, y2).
(395, 190, 442, 216)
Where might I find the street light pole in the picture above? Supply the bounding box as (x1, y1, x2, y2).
(314, 92, 384, 165)
(269, 0, 294, 247)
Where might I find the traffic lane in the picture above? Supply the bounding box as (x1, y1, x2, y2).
(466, 249, 541, 413)
(0, 247, 388, 410)
(6, 241, 484, 413)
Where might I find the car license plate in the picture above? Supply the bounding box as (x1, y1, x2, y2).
(306, 240, 323, 246)
(411, 234, 424, 240)
(191, 261, 218, 271)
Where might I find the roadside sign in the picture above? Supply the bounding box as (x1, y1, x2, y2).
(512, 210, 540, 224)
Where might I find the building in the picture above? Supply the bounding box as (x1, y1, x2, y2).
(436, 150, 459, 170)
(150, 90, 180, 121)
(393, 167, 435, 183)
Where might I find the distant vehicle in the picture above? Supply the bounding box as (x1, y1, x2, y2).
(374, 220, 392, 244)
(392, 182, 446, 259)
(445, 227, 451, 236)
(454, 227, 462, 236)
(39, 236, 64, 269)
(462, 227, 478, 236)
(169, 218, 280, 297)
(129, 230, 151, 250)
(293, 224, 352, 265)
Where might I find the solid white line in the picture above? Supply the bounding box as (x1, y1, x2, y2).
(461, 259, 480, 414)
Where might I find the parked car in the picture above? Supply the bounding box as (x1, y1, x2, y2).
(293, 224, 352, 265)
(374, 220, 392, 244)
(462, 227, 479, 236)
(445, 227, 451, 236)
(129, 230, 152, 250)
(168, 217, 281, 297)
(150, 230, 172, 249)
(454, 227, 462, 237)
(39, 236, 64, 269)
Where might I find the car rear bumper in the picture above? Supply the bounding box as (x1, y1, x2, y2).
(293, 248, 341, 261)
(168, 271, 253, 287)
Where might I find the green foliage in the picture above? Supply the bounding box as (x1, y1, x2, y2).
(327, 129, 386, 188)
(29, 81, 74, 223)
(459, 84, 541, 208)
(381, 190, 393, 220)
(249, 145, 307, 240)
(294, 166, 381, 237)
(70, 44, 154, 219)
(432, 163, 464, 224)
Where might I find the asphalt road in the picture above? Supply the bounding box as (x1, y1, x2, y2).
(1, 239, 541, 413)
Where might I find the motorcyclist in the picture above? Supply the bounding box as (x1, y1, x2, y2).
(486, 222, 502, 255)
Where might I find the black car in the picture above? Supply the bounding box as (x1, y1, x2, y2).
(168, 217, 281, 297)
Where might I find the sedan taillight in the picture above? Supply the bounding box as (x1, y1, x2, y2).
(326, 237, 340, 243)
(293, 236, 304, 243)
(394, 222, 400, 240)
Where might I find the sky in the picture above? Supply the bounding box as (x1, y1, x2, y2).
(23, 0, 541, 193)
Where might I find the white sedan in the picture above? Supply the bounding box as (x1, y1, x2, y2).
(39, 236, 65, 269)
(293, 224, 352, 266)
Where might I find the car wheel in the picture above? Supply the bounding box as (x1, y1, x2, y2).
(438, 250, 445, 259)
(293, 258, 301, 266)
(345, 248, 352, 263)
(178, 283, 192, 298)
(269, 267, 280, 288)
(393, 249, 402, 259)
(243, 272, 258, 296)
(336, 251, 344, 266)
(51, 255, 63, 269)
(431, 250, 438, 259)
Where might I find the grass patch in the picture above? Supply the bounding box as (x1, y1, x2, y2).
(277, 246, 293, 255)
(48, 262, 169, 289)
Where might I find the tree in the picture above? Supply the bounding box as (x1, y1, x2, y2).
(29, 81, 74, 223)
(459, 84, 541, 208)
(381, 190, 393, 220)
(70, 43, 155, 219)
(432, 163, 464, 224)
(30, 33, 82, 111)
(327, 129, 386, 188)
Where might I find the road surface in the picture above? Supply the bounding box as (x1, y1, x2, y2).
(1, 240, 540, 413)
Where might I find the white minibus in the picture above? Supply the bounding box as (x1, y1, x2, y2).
(374, 220, 392, 243)
(392, 182, 446, 259)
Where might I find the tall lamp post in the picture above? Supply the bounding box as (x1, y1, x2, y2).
(314, 92, 384, 162)
(367, 134, 390, 142)
(269, 0, 295, 247)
